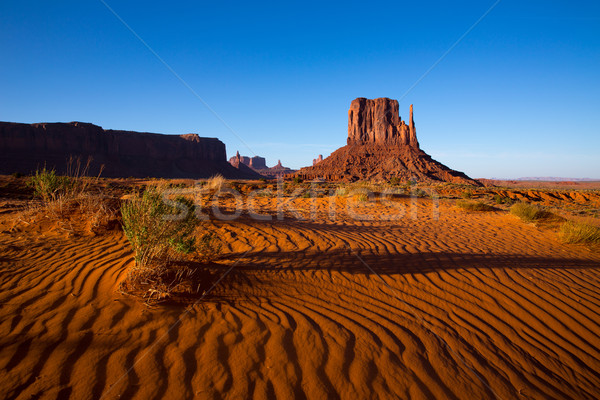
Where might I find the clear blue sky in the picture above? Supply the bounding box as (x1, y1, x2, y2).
(1, 1, 599, 178)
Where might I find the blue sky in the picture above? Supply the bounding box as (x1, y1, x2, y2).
(1, 1, 599, 178)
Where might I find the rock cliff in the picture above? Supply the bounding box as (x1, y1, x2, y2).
(347, 97, 418, 147)
(294, 98, 479, 185)
(0, 121, 261, 179)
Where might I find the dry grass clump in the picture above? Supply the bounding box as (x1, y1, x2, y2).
(510, 202, 553, 222)
(334, 185, 348, 197)
(204, 174, 225, 193)
(559, 221, 600, 244)
(120, 186, 221, 303)
(456, 200, 496, 212)
(20, 159, 117, 235)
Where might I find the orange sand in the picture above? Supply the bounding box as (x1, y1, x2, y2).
(1, 197, 600, 399)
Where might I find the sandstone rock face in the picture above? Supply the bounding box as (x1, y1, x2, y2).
(293, 98, 479, 185)
(347, 97, 418, 148)
(312, 154, 323, 166)
(0, 121, 261, 179)
(229, 153, 267, 169)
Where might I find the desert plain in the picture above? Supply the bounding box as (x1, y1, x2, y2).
(1, 175, 599, 400)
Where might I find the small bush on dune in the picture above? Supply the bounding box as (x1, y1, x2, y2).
(121, 188, 197, 268)
(456, 200, 496, 212)
(120, 187, 221, 301)
(461, 190, 473, 199)
(510, 202, 552, 222)
(29, 166, 73, 202)
(559, 221, 600, 244)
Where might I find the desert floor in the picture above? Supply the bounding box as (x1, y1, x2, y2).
(1, 181, 600, 399)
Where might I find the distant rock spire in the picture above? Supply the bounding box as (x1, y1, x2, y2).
(408, 104, 418, 148)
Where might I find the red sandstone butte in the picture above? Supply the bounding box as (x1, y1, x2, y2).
(293, 98, 480, 184)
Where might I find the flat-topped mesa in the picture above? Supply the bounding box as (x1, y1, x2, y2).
(347, 97, 419, 148)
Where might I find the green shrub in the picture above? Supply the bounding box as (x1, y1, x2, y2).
(456, 200, 496, 212)
(121, 188, 198, 269)
(510, 202, 552, 222)
(559, 221, 600, 244)
(29, 167, 72, 202)
(461, 190, 473, 199)
(292, 176, 303, 184)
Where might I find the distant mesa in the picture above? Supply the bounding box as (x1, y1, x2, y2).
(0, 121, 262, 179)
(229, 151, 295, 178)
(294, 97, 480, 185)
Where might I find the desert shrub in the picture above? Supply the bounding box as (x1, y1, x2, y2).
(11, 172, 23, 178)
(29, 167, 73, 202)
(302, 190, 312, 199)
(461, 190, 473, 199)
(456, 200, 496, 212)
(559, 221, 600, 244)
(120, 187, 222, 302)
(292, 176, 303, 184)
(493, 194, 512, 205)
(510, 202, 552, 222)
(121, 188, 197, 269)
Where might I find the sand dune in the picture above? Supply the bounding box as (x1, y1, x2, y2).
(1, 198, 600, 399)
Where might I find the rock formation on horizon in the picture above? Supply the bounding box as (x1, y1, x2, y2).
(294, 98, 479, 184)
(230, 152, 296, 178)
(312, 154, 323, 166)
(0, 121, 261, 179)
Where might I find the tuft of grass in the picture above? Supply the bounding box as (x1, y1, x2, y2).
(510, 202, 553, 222)
(456, 200, 496, 212)
(204, 174, 225, 193)
(23, 158, 114, 234)
(559, 221, 600, 244)
(355, 192, 368, 202)
(334, 186, 348, 197)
